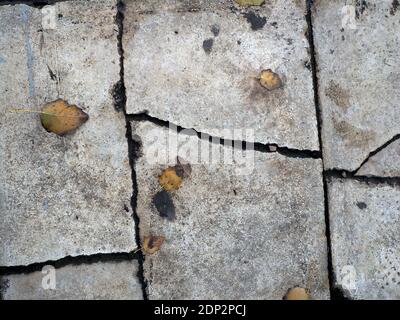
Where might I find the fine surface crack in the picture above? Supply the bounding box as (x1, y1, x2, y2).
(114, 0, 148, 300)
(354, 133, 400, 175)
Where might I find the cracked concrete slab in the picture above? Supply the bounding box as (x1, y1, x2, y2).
(131, 121, 329, 299)
(1, 260, 143, 300)
(123, 0, 319, 150)
(328, 179, 400, 299)
(313, 0, 400, 171)
(0, 1, 136, 266)
(356, 138, 400, 177)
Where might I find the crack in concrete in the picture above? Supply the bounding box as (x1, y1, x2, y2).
(127, 113, 322, 159)
(114, 0, 148, 300)
(0, 252, 138, 276)
(0, 0, 68, 8)
(354, 133, 400, 175)
(305, 0, 347, 300)
(325, 169, 400, 187)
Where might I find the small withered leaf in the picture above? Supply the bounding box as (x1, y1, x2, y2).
(234, 0, 265, 6)
(142, 235, 165, 255)
(159, 167, 182, 191)
(259, 69, 283, 91)
(152, 190, 176, 221)
(40, 99, 88, 135)
(284, 287, 310, 300)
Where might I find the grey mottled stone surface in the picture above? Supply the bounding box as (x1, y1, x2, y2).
(356, 139, 400, 177)
(313, 0, 400, 171)
(0, 1, 136, 266)
(132, 121, 329, 299)
(328, 179, 400, 299)
(1, 260, 143, 300)
(124, 0, 319, 150)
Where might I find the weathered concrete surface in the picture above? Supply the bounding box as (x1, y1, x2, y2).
(357, 139, 400, 177)
(313, 1, 400, 171)
(132, 121, 329, 299)
(328, 179, 400, 299)
(1, 260, 143, 300)
(0, 1, 136, 266)
(124, 0, 319, 150)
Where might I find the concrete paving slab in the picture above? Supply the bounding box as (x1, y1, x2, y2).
(124, 0, 319, 150)
(131, 120, 329, 299)
(356, 139, 400, 177)
(328, 179, 400, 299)
(0, 1, 136, 266)
(313, 0, 400, 171)
(1, 260, 143, 300)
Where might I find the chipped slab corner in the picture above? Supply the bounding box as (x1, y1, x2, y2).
(131, 120, 329, 299)
(328, 179, 400, 299)
(123, 0, 319, 151)
(313, 0, 400, 171)
(0, 0, 136, 267)
(1, 260, 143, 300)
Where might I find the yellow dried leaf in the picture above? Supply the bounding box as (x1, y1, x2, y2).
(142, 235, 165, 255)
(40, 99, 88, 135)
(284, 287, 310, 300)
(234, 0, 265, 6)
(259, 69, 283, 90)
(158, 167, 182, 191)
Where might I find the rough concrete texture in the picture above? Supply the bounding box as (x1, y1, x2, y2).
(328, 179, 400, 299)
(0, 1, 136, 266)
(357, 139, 400, 177)
(124, 0, 319, 150)
(132, 121, 329, 299)
(313, 0, 400, 171)
(1, 260, 143, 300)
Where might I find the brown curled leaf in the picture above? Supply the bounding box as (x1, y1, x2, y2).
(259, 69, 283, 91)
(40, 99, 88, 135)
(142, 235, 165, 255)
(284, 287, 310, 300)
(158, 167, 182, 191)
(234, 0, 265, 6)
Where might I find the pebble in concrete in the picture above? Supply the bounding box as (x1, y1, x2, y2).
(124, 0, 319, 150)
(313, 0, 400, 171)
(0, 1, 136, 266)
(356, 139, 400, 177)
(132, 121, 329, 299)
(1, 260, 143, 300)
(328, 179, 400, 299)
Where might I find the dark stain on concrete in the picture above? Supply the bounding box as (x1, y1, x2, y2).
(390, 0, 399, 15)
(333, 118, 376, 148)
(242, 11, 266, 31)
(152, 190, 176, 221)
(325, 80, 351, 111)
(355, 0, 368, 19)
(202, 38, 214, 54)
(211, 24, 220, 37)
(356, 202, 367, 209)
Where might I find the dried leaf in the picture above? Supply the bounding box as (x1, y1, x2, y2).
(259, 69, 283, 90)
(40, 99, 88, 135)
(142, 235, 165, 255)
(152, 190, 176, 221)
(284, 287, 310, 300)
(234, 0, 265, 6)
(159, 167, 182, 191)
(174, 156, 192, 178)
